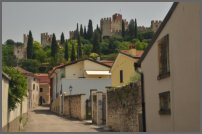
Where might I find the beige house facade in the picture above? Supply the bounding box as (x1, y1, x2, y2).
(15, 67, 40, 110)
(49, 58, 112, 100)
(111, 46, 143, 87)
(139, 2, 200, 132)
(35, 73, 50, 104)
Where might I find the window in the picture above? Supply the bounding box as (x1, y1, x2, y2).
(120, 70, 123, 83)
(158, 34, 170, 80)
(34, 78, 35, 81)
(40, 88, 43, 92)
(33, 84, 35, 90)
(159, 91, 171, 115)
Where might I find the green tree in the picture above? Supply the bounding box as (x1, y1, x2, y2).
(80, 24, 84, 36)
(128, 19, 135, 38)
(5, 39, 15, 46)
(2, 45, 17, 67)
(64, 41, 69, 61)
(18, 59, 40, 73)
(84, 26, 87, 39)
(87, 19, 93, 40)
(83, 43, 93, 56)
(71, 44, 76, 61)
(92, 30, 100, 54)
(3, 66, 27, 111)
(33, 41, 46, 63)
(51, 33, 58, 58)
(77, 34, 82, 59)
(122, 20, 125, 37)
(134, 19, 138, 38)
(60, 32, 65, 45)
(89, 53, 99, 60)
(27, 30, 34, 59)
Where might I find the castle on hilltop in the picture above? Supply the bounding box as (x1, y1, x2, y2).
(100, 13, 162, 38)
(100, 13, 128, 38)
(14, 34, 28, 60)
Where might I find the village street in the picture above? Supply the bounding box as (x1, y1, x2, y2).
(23, 105, 108, 132)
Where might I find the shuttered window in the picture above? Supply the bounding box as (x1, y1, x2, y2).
(158, 34, 170, 80)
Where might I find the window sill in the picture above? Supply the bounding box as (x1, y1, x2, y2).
(157, 72, 170, 80)
(159, 109, 171, 115)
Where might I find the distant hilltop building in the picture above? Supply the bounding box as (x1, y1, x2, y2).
(137, 20, 163, 32)
(100, 13, 128, 38)
(14, 34, 28, 60)
(69, 31, 74, 39)
(41, 33, 53, 47)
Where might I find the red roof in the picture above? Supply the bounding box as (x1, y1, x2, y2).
(120, 50, 144, 58)
(35, 73, 50, 83)
(15, 66, 39, 79)
(48, 63, 65, 75)
(99, 60, 114, 67)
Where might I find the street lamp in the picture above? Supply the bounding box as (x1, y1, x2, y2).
(69, 85, 72, 95)
(69, 85, 73, 117)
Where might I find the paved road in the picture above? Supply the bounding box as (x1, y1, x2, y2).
(23, 105, 106, 132)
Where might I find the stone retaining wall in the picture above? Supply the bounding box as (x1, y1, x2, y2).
(106, 82, 142, 132)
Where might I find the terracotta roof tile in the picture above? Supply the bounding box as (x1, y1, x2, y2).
(35, 73, 50, 83)
(99, 60, 114, 66)
(120, 50, 144, 58)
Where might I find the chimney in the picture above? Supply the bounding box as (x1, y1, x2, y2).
(96, 56, 100, 61)
(129, 44, 136, 57)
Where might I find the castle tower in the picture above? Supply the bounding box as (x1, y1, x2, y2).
(23, 34, 28, 48)
(151, 20, 162, 32)
(100, 17, 112, 38)
(41, 33, 52, 47)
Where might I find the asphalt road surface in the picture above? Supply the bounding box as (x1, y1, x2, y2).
(23, 105, 107, 132)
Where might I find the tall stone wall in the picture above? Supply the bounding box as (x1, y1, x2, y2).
(63, 94, 86, 120)
(106, 82, 142, 132)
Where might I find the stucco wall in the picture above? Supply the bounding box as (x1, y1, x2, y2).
(107, 82, 142, 132)
(39, 83, 50, 104)
(2, 76, 9, 128)
(141, 2, 200, 132)
(65, 61, 84, 79)
(61, 78, 112, 99)
(111, 53, 138, 87)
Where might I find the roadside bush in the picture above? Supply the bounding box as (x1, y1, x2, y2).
(3, 66, 27, 111)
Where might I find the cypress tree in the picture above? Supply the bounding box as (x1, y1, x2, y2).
(76, 23, 79, 39)
(27, 30, 34, 59)
(64, 41, 69, 61)
(77, 34, 82, 59)
(60, 32, 65, 45)
(134, 19, 138, 38)
(122, 20, 125, 37)
(128, 19, 135, 38)
(84, 26, 87, 39)
(51, 33, 58, 57)
(71, 44, 76, 61)
(80, 24, 84, 37)
(92, 30, 100, 54)
(87, 19, 93, 40)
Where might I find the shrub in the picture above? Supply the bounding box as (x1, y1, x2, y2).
(3, 66, 27, 111)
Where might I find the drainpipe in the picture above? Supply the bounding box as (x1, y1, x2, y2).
(134, 63, 146, 132)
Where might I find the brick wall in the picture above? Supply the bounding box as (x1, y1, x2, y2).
(106, 82, 142, 132)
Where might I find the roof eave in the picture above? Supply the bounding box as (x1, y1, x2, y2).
(138, 2, 179, 65)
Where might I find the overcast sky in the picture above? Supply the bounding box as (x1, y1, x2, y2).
(2, 2, 173, 43)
